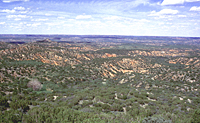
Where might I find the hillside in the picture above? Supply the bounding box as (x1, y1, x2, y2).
(0, 35, 200, 123)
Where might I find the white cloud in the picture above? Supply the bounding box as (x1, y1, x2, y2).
(149, 9, 179, 16)
(63, 24, 74, 27)
(190, 6, 200, 11)
(45, 22, 60, 26)
(6, 15, 28, 18)
(45, 13, 52, 16)
(0, 9, 15, 13)
(20, 11, 28, 14)
(14, 18, 21, 21)
(2, 0, 29, 3)
(14, 6, 25, 11)
(0, 7, 26, 14)
(76, 15, 92, 19)
(186, 0, 200, 2)
(139, 19, 150, 22)
(178, 15, 187, 17)
(103, 16, 122, 20)
(31, 19, 49, 21)
(161, 0, 184, 5)
(58, 17, 65, 19)
(26, 24, 31, 26)
(32, 23, 41, 27)
(0, 22, 5, 24)
(161, 0, 200, 5)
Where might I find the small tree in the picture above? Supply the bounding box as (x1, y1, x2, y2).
(191, 109, 200, 123)
(142, 116, 172, 123)
(27, 79, 42, 91)
(0, 95, 9, 110)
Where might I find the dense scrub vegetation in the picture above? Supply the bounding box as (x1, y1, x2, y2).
(0, 38, 200, 122)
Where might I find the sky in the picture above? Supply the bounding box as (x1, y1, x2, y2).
(0, 0, 200, 37)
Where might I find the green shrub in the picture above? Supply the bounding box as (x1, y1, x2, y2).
(111, 104, 123, 112)
(191, 109, 200, 123)
(101, 103, 111, 110)
(127, 108, 139, 118)
(0, 95, 9, 108)
(142, 116, 172, 123)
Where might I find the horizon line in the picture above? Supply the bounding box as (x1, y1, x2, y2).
(0, 34, 200, 38)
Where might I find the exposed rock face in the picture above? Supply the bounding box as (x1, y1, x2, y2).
(0, 66, 37, 83)
(0, 44, 87, 66)
(169, 57, 200, 68)
(0, 43, 119, 67)
(169, 60, 176, 64)
(119, 79, 128, 84)
(0, 43, 158, 79)
(96, 58, 151, 78)
(102, 53, 117, 58)
(129, 49, 190, 57)
(0, 40, 199, 85)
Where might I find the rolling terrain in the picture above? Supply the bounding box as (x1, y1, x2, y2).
(0, 35, 200, 123)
